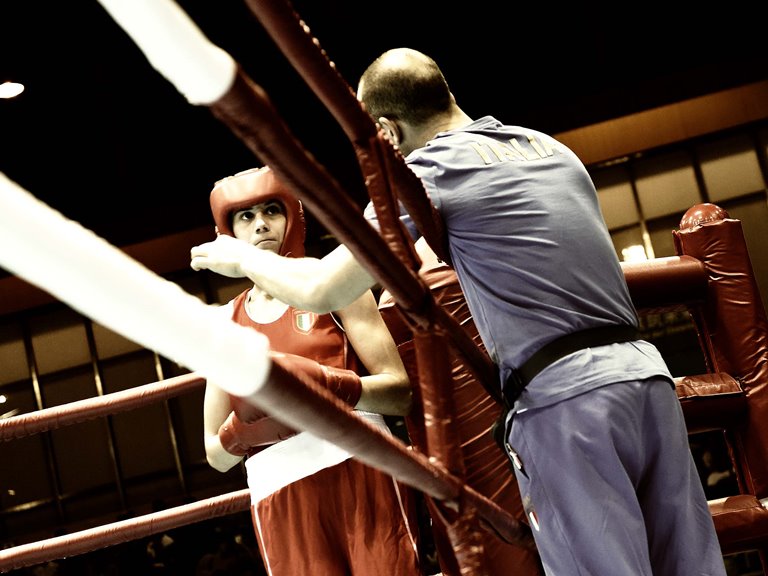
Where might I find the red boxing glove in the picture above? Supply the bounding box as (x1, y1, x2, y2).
(218, 410, 297, 457)
(280, 352, 363, 407)
(321, 365, 363, 407)
(228, 393, 266, 423)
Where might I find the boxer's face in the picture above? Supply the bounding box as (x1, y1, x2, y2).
(232, 200, 287, 254)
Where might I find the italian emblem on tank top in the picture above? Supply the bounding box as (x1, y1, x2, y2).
(293, 309, 318, 333)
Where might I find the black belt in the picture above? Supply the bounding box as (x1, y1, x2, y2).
(501, 324, 640, 409)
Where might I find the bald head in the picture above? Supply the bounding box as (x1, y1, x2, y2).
(357, 48, 452, 126)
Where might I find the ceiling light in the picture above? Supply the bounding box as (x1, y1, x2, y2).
(0, 82, 25, 99)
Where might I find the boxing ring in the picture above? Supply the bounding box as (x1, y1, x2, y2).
(0, 0, 523, 572)
(2, 0, 768, 573)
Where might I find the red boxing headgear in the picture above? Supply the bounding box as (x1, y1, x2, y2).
(209, 166, 306, 258)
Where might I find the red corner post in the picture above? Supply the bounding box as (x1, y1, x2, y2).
(673, 203, 768, 498)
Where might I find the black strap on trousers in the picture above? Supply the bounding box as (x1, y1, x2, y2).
(501, 324, 640, 408)
(493, 324, 640, 451)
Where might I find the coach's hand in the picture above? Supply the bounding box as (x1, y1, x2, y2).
(191, 234, 252, 278)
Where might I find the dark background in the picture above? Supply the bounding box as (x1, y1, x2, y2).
(2, 1, 766, 250)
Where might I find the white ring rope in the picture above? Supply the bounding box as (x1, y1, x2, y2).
(0, 172, 271, 402)
(97, 0, 236, 105)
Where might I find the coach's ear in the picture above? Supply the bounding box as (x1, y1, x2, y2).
(377, 116, 401, 148)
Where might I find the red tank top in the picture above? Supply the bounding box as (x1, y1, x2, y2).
(229, 289, 366, 372)
(226, 289, 366, 436)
